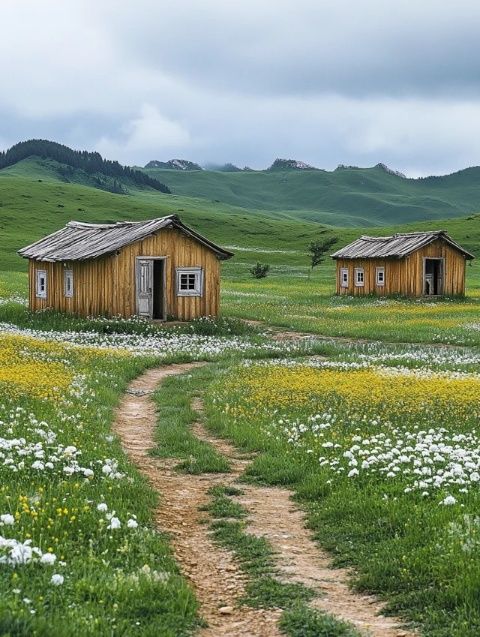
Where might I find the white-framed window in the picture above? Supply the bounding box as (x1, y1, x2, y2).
(354, 267, 365, 287)
(176, 267, 203, 297)
(340, 268, 349, 288)
(64, 269, 74, 297)
(376, 267, 385, 286)
(35, 269, 47, 299)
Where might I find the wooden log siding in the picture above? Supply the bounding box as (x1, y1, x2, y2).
(29, 228, 221, 319)
(335, 239, 468, 296)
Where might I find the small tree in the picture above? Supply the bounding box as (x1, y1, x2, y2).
(250, 262, 270, 279)
(308, 237, 338, 274)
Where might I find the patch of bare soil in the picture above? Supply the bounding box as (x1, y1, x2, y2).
(113, 365, 282, 637)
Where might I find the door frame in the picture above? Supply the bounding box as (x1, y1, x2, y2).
(135, 256, 167, 320)
(422, 257, 444, 296)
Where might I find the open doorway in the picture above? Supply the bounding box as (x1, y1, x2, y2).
(135, 257, 166, 319)
(152, 259, 165, 319)
(424, 258, 444, 296)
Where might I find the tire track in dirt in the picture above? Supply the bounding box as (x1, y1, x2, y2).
(115, 364, 415, 637)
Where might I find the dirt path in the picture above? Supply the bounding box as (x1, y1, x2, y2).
(192, 403, 414, 637)
(114, 365, 282, 637)
(115, 364, 415, 637)
(243, 318, 470, 350)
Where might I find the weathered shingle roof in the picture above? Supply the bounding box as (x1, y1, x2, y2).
(331, 230, 474, 260)
(18, 215, 234, 261)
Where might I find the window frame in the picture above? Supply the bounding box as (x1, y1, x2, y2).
(354, 267, 365, 287)
(340, 267, 349, 288)
(64, 269, 74, 298)
(175, 267, 204, 297)
(375, 266, 385, 287)
(35, 269, 47, 299)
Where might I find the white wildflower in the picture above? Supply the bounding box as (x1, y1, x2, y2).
(0, 514, 14, 526)
(107, 517, 121, 530)
(51, 574, 64, 586)
(40, 552, 57, 565)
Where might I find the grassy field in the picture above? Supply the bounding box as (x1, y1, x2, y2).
(1, 307, 479, 635)
(0, 157, 480, 635)
(201, 344, 480, 636)
(0, 333, 199, 636)
(1, 159, 479, 346)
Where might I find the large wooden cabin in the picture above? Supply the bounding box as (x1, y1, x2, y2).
(331, 231, 474, 297)
(18, 215, 233, 320)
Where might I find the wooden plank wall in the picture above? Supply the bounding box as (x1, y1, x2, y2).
(335, 239, 467, 296)
(115, 228, 221, 320)
(28, 228, 222, 319)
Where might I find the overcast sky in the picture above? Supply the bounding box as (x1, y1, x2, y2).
(2, 0, 480, 176)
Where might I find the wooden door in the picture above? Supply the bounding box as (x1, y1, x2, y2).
(136, 259, 153, 317)
(437, 260, 444, 295)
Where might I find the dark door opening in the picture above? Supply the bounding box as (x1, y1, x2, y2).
(424, 259, 443, 295)
(152, 260, 165, 319)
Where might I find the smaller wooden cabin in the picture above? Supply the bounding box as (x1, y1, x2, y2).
(331, 230, 474, 297)
(18, 215, 233, 320)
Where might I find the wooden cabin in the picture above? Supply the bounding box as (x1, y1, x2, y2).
(18, 215, 233, 320)
(331, 231, 474, 297)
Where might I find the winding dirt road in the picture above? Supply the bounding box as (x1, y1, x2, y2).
(113, 363, 415, 637)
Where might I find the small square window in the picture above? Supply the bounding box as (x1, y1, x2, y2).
(36, 270, 47, 299)
(354, 268, 365, 287)
(376, 267, 385, 286)
(64, 270, 74, 297)
(176, 268, 203, 297)
(340, 268, 349, 288)
(180, 273, 197, 291)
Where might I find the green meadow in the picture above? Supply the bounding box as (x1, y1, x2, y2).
(2, 158, 479, 345)
(0, 155, 480, 636)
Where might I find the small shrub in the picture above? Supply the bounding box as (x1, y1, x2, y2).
(250, 262, 270, 279)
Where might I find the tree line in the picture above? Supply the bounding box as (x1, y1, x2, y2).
(0, 140, 171, 193)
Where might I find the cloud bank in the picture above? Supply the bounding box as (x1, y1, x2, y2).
(1, 0, 480, 175)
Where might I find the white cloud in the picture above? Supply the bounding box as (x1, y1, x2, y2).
(95, 105, 191, 163)
(1, 1, 480, 175)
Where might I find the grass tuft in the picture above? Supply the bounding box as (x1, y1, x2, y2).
(201, 487, 246, 519)
(152, 368, 230, 474)
(243, 577, 314, 610)
(279, 606, 362, 637)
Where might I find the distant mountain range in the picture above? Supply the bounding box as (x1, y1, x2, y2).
(142, 157, 408, 175)
(3, 140, 480, 227)
(144, 159, 203, 171)
(142, 160, 480, 226)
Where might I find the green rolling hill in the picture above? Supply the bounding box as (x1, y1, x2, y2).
(142, 163, 480, 226)
(0, 144, 478, 291)
(0, 157, 477, 272)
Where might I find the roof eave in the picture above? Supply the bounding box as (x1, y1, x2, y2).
(18, 213, 235, 262)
